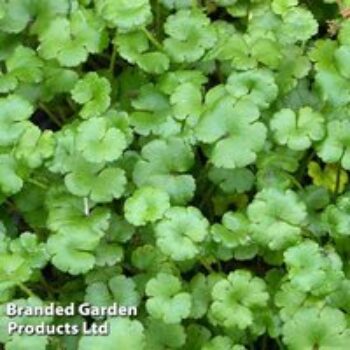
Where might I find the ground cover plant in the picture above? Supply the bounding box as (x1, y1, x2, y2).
(0, 0, 350, 349)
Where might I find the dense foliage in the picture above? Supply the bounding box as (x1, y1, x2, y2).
(0, 0, 350, 349)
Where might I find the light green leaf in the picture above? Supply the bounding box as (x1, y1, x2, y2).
(6, 335, 48, 350)
(323, 194, 350, 238)
(155, 207, 209, 261)
(271, 0, 298, 15)
(318, 120, 350, 170)
(65, 162, 127, 203)
(71, 73, 111, 119)
(38, 10, 107, 66)
(280, 8, 318, 44)
(164, 10, 216, 63)
(145, 318, 186, 350)
(0, 94, 33, 146)
(208, 167, 255, 194)
(85, 275, 140, 308)
(284, 241, 343, 295)
(79, 318, 145, 350)
(95, 0, 152, 31)
(5, 45, 43, 86)
(0, 0, 32, 33)
(196, 97, 267, 168)
(76, 117, 126, 163)
(270, 107, 325, 151)
(226, 69, 278, 109)
(0, 155, 23, 195)
(334, 45, 350, 79)
(210, 270, 269, 329)
(133, 138, 195, 204)
(15, 125, 54, 168)
(124, 187, 170, 226)
(283, 307, 350, 350)
(248, 188, 307, 250)
(138, 52, 170, 74)
(146, 273, 192, 324)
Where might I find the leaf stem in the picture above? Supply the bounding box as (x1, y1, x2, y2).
(83, 197, 90, 216)
(17, 282, 36, 298)
(51, 337, 64, 350)
(39, 103, 63, 127)
(5, 199, 17, 212)
(66, 97, 77, 113)
(275, 337, 285, 350)
(109, 45, 118, 76)
(333, 162, 342, 202)
(39, 273, 55, 300)
(56, 106, 67, 122)
(68, 0, 73, 14)
(27, 178, 48, 190)
(261, 334, 268, 350)
(285, 173, 303, 191)
(198, 183, 216, 211)
(142, 28, 163, 51)
(216, 260, 222, 273)
(296, 150, 315, 182)
(200, 259, 214, 273)
(156, 0, 161, 38)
